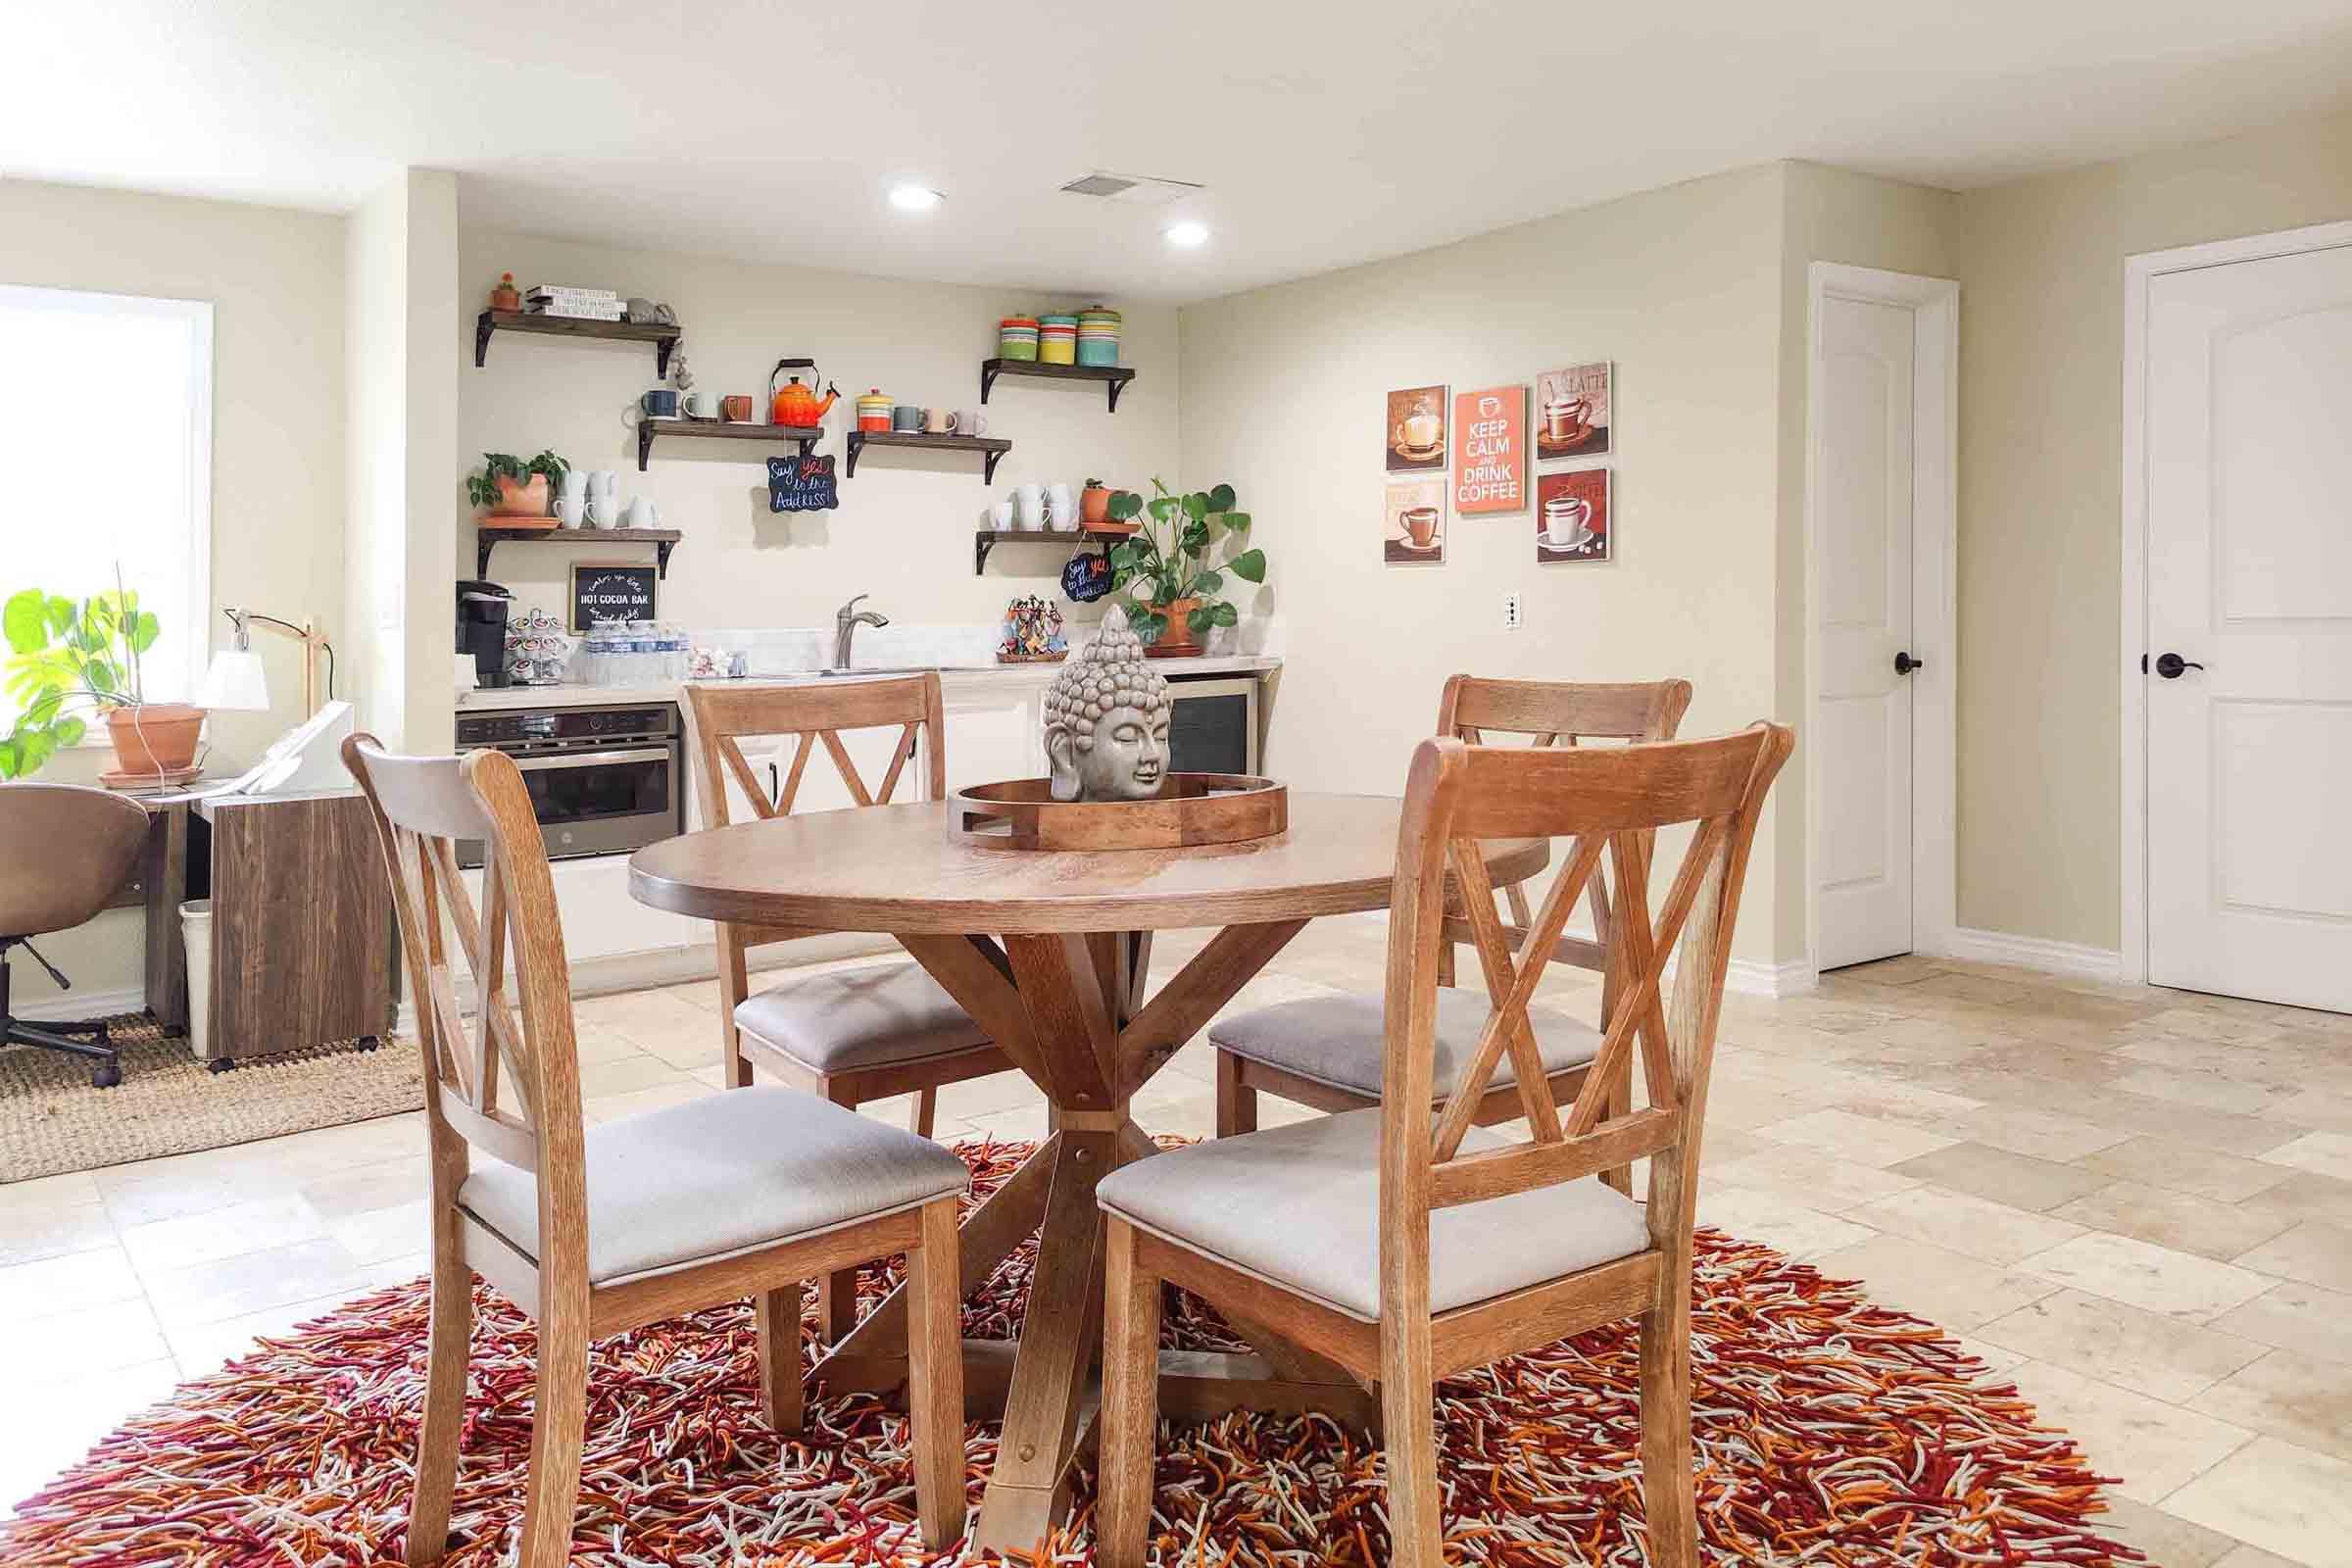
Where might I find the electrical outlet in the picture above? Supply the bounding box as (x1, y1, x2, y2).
(1502, 592, 1523, 630)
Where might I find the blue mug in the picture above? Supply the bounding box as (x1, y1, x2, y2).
(891, 404, 922, 432)
(641, 387, 680, 417)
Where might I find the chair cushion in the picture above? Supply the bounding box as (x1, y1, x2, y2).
(734, 959, 992, 1074)
(459, 1085, 968, 1286)
(1096, 1109, 1649, 1322)
(1207, 987, 1601, 1102)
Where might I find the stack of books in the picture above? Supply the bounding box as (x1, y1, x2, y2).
(524, 285, 624, 322)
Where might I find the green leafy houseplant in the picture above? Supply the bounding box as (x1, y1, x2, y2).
(466, 449, 569, 513)
(1104, 479, 1267, 648)
(1, 582, 162, 779)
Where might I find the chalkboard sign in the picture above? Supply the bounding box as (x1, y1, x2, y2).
(568, 564, 660, 632)
(768, 452, 840, 513)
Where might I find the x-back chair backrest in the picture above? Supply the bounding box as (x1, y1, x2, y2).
(685, 674, 948, 830)
(342, 734, 587, 1244)
(1380, 725, 1792, 1314)
(1433, 675, 1692, 975)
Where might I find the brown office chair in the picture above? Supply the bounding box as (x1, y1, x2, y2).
(0, 782, 151, 1088)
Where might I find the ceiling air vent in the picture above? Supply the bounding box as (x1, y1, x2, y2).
(1057, 172, 1204, 206)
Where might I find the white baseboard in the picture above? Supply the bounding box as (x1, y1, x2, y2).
(1725, 957, 1818, 998)
(1926, 926, 2125, 985)
(11, 983, 150, 1024)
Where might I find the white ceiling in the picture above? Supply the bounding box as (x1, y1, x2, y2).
(6, 0, 2350, 303)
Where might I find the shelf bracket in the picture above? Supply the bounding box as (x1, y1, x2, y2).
(976, 534, 995, 573)
(845, 432, 864, 479)
(1106, 376, 1126, 414)
(656, 335, 676, 380)
(474, 312, 496, 369)
(638, 420, 657, 471)
(981, 362, 1000, 406)
(983, 447, 1005, 484)
(655, 537, 676, 578)
(477, 536, 496, 578)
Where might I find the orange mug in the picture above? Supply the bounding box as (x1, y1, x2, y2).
(720, 395, 755, 422)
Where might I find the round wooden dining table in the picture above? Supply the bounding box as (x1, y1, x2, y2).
(630, 793, 1544, 1550)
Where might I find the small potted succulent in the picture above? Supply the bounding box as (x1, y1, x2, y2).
(489, 271, 522, 312)
(2, 581, 199, 779)
(466, 450, 569, 523)
(1080, 477, 1118, 530)
(1105, 478, 1266, 655)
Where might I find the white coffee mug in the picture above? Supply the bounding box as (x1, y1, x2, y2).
(624, 496, 659, 528)
(1012, 484, 1045, 529)
(957, 409, 989, 437)
(588, 469, 618, 498)
(584, 492, 617, 529)
(555, 495, 585, 528)
(560, 469, 589, 503)
(1544, 495, 1592, 546)
(989, 500, 1015, 528)
(1046, 483, 1076, 529)
(686, 389, 718, 419)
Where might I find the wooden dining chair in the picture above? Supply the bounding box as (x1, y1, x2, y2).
(684, 676, 1018, 1342)
(1097, 721, 1790, 1568)
(1211, 676, 1692, 1180)
(342, 734, 968, 1566)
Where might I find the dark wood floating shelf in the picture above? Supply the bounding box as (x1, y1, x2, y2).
(980, 358, 1136, 413)
(973, 527, 1125, 573)
(636, 416, 823, 472)
(475, 525, 684, 580)
(474, 310, 683, 376)
(846, 429, 1013, 483)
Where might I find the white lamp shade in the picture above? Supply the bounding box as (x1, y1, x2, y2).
(198, 648, 270, 711)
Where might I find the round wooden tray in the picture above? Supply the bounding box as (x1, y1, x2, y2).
(995, 651, 1068, 663)
(950, 774, 1288, 852)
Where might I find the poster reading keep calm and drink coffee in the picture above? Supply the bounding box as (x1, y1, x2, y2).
(1451, 385, 1527, 514)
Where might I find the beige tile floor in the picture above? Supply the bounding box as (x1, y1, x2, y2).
(4, 919, 2349, 1566)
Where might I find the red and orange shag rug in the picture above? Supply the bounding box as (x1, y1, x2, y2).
(5, 1141, 2138, 1567)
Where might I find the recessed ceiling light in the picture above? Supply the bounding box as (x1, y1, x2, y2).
(1164, 220, 1210, 248)
(889, 184, 944, 213)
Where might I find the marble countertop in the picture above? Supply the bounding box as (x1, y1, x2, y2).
(456, 655, 1282, 711)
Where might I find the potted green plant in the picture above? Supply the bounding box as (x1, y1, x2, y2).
(466, 450, 568, 522)
(2, 581, 199, 779)
(1104, 478, 1267, 654)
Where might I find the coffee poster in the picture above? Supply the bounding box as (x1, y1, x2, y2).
(1385, 384, 1448, 473)
(1451, 385, 1527, 514)
(1384, 479, 1446, 564)
(1535, 467, 1610, 564)
(1535, 362, 1611, 461)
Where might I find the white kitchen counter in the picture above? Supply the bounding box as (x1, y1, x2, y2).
(458, 655, 1281, 711)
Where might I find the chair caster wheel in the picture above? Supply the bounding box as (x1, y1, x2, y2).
(206, 1056, 236, 1074)
(91, 1061, 122, 1089)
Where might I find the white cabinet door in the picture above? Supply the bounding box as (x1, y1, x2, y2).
(2146, 239, 2352, 1011)
(463, 856, 702, 967)
(1815, 294, 1917, 970)
(940, 690, 1042, 795)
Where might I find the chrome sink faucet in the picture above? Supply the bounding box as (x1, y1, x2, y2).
(834, 594, 889, 668)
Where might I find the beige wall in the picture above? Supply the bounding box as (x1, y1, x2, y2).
(1181, 166, 1794, 960)
(1, 178, 346, 1004)
(456, 228, 1178, 639)
(1950, 109, 2352, 950)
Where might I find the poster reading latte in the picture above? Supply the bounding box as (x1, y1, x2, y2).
(1535, 362, 1611, 460)
(1451, 384, 1527, 514)
(1384, 384, 1448, 473)
(1535, 467, 1610, 564)
(1384, 478, 1446, 564)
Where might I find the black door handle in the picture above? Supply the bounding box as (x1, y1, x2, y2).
(2154, 653, 2205, 679)
(1893, 651, 1924, 676)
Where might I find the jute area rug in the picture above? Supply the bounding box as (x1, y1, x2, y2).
(2, 1140, 2141, 1567)
(0, 1012, 423, 1183)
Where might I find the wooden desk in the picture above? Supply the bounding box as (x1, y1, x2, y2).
(111, 788, 393, 1057)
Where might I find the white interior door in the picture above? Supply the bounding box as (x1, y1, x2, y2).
(1815, 294, 1918, 970)
(2145, 240, 2352, 1011)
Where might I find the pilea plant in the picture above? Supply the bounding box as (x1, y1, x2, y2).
(1104, 479, 1267, 646)
(1, 580, 160, 778)
(466, 449, 570, 511)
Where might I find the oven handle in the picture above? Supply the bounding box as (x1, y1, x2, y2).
(504, 747, 674, 773)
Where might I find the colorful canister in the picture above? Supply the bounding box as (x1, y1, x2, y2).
(1076, 304, 1121, 366)
(1038, 312, 1078, 366)
(855, 388, 894, 432)
(999, 315, 1040, 363)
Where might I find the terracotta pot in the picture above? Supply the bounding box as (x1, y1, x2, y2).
(1081, 485, 1112, 526)
(489, 473, 551, 518)
(1151, 597, 1202, 649)
(106, 705, 205, 774)
(490, 286, 522, 312)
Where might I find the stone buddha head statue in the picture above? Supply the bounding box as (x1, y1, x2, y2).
(1043, 605, 1172, 802)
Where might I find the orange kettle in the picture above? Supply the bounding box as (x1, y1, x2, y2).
(769, 358, 839, 428)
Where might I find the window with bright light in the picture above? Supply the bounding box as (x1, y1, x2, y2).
(0, 284, 213, 729)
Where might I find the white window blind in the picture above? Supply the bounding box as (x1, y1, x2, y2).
(0, 284, 213, 725)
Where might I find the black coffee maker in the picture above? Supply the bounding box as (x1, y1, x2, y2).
(456, 580, 514, 689)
